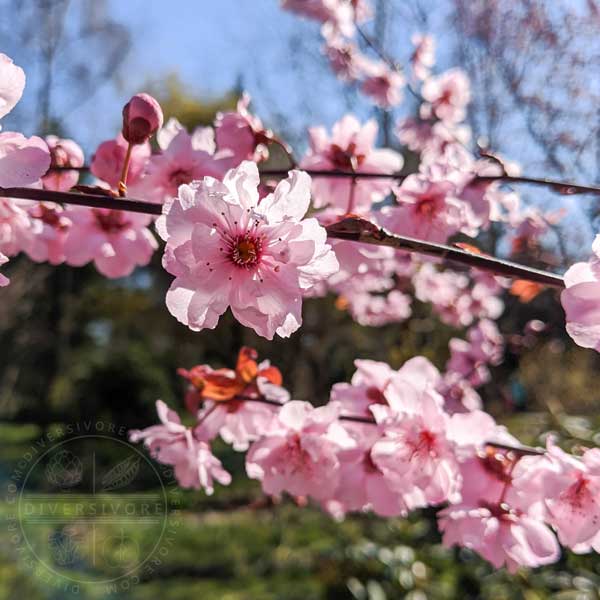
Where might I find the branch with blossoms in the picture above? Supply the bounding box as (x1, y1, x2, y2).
(2, 0, 600, 577)
(129, 346, 595, 574)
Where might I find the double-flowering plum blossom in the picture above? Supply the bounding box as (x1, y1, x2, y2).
(512, 441, 600, 552)
(561, 235, 600, 351)
(446, 319, 504, 387)
(0, 53, 50, 188)
(158, 161, 339, 339)
(0, 198, 34, 257)
(383, 168, 478, 244)
(371, 384, 462, 507)
(246, 400, 354, 501)
(215, 94, 275, 166)
(42, 136, 84, 192)
(179, 347, 289, 450)
(321, 27, 365, 82)
(0, 252, 9, 286)
(410, 34, 435, 81)
(300, 115, 403, 212)
(281, 0, 371, 36)
(438, 502, 560, 573)
(360, 60, 404, 108)
(62, 207, 158, 278)
(421, 68, 471, 124)
(129, 400, 231, 494)
(25, 202, 71, 265)
(439, 447, 561, 572)
(136, 118, 228, 204)
(91, 134, 151, 190)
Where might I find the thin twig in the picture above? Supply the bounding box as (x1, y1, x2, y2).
(0, 187, 565, 287)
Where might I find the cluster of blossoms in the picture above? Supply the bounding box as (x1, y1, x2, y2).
(2, 0, 600, 577)
(131, 347, 600, 571)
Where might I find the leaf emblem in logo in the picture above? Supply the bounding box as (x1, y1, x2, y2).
(100, 454, 141, 491)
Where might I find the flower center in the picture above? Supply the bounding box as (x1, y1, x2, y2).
(169, 168, 194, 188)
(94, 210, 129, 233)
(329, 142, 365, 171)
(415, 195, 438, 217)
(228, 235, 263, 269)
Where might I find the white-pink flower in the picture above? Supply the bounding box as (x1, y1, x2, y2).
(0, 197, 35, 256)
(411, 34, 435, 81)
(130, 400, 231, 494)
(561, 235, 600, 351)
(195, 378, 290, 451)
(215, 94, 272, 166)
(91, 134, 151, 190)
(135, 119, 227, 204)
(0, 54, 50, 187)
(42, 136, 84, 192)
(300, 115, 403, 212)
(158, 161, 339, 339)
(63, 206, 158, 278)
(246, 400, 354, 501)
(421, 68, 471, 124)
(438, 502, 560, 572)
(25, 202, 71, 264)
(360, 60, 404, 108)
(371, 386, 461, 506)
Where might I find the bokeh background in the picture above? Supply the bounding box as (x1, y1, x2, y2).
(2, 1, 600, 598)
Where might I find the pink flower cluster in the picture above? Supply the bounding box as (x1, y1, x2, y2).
(131, 349, 600, 572)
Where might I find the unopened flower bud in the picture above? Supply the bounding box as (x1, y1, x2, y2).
(121, 93, 163, 145)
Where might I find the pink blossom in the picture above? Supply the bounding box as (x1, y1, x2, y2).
(360, 60, 404, 108)
(421, 68, 471, 124)
(25, 202, 71, 264)
(195, 378, 290, 451)
(514, 442, 600, 550)
(130, 400, 231, 494)
(447, 319, 504, 386)
(384, 174, 470, 243)
(0, 252, 9, 286)
(301, 115, 403, 212)
(561, 237, 600, 351)
(158, 161, 339, 339)
(437, 372, 482, 414)
(411, 34, 435, 81)
(343, 289, 412, 326)
(0, 198, 34, 256)
(215, 94, 272, 166)
(438, 502, 560, 572)
(396, 117, 435, 153)
(246, 400, 354, 501)
(370, 373, 459, 506)
(122, 93, 164, 145)
(327, 425, 413, 517)
(42, 136, 84, 192)
(0, 53, 25, 119)
(0, 132, 50, 187)
(321, 27, 365, 82)
(135, 122, 228, 204)
(63, 206, 157, 278)
(0, 53, 50, 187)
(281, 0, 368, 36)
(91, 134, 151, 190)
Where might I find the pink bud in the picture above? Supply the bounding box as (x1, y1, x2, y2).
(122, 93, 163, 145)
